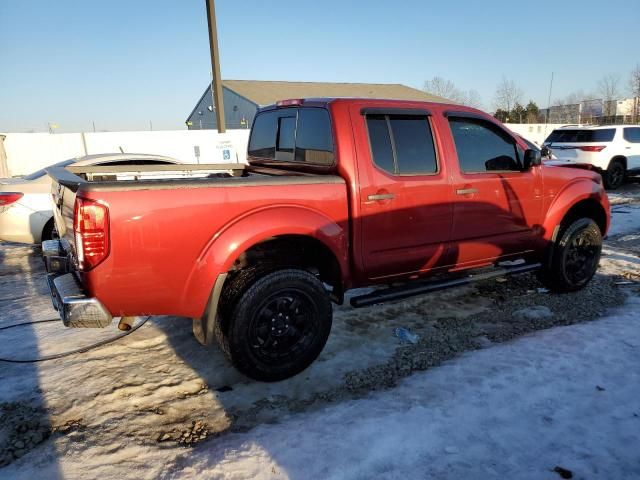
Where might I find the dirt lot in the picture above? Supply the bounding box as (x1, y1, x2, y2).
(1, 182, 639, 476)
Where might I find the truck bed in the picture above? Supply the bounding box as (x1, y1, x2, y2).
(46, 163, 349, 319)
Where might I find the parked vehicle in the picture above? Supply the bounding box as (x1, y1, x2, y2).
(543, 125, 640, 189)
(516, 135, 556, 160)
(44, 98, 610, 381)
(0, 153, 183, 244)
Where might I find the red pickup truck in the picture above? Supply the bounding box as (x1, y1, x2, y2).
(45, 98, 609, 381)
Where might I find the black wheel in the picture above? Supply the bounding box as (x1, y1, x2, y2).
(216, 269, 332, 382)
(603, 159, 625, 190)
(41, 218, 55, 242)
(539, 218, 602, 293)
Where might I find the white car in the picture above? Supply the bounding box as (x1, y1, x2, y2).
(543, 125, 640, 189)
(0, 153, 182, 244)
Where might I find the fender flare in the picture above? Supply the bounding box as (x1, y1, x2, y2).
(541, 179, 608, 242)
(180, 205, 348, 317)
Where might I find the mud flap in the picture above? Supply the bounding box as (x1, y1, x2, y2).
(192, 272, 228, 346)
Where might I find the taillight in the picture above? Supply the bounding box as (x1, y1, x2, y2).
(579, 145, 606, 152)
(73, 197, 109, 271)
(0, 192, 24, 206)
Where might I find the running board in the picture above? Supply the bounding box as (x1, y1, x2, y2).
(350, 263, 541, 308)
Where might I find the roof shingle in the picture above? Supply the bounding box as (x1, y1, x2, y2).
(221, 79, 452, 106)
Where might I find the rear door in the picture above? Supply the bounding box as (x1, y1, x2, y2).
(351, 104, 454, 280)
(623, 127, 640, 170)
(446, 114, 543, 267)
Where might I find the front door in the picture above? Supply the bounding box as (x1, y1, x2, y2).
(446, 115, 543, 267)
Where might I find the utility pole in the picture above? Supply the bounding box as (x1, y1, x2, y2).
(543, 72, 554, 140)
(205, 0, 226, 133)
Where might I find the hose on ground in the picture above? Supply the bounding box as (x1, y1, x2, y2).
(0, 316, 151, 363)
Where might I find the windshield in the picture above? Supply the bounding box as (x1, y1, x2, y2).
(23, 159, 75, 180)
(518, 136, 539, 151)
(545, 129, 615, 143)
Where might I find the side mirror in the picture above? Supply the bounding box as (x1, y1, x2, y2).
(523, 149, 542, 169)
(540, 145, 551, 158)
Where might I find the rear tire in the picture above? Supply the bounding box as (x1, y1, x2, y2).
(216, 269, 332, 382)
(538, 218, 602, 293)
(603, 159, 625, 190)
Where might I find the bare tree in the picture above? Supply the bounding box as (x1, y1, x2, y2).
(423, 76, 466, 103)
(628, 64, 640, 97)
(598, 74, 621, 116)
(423, 77, 484, 109)
(630, 64, 640, 122)
(493, 77, 523, 114)
(463, 89, 483, 109)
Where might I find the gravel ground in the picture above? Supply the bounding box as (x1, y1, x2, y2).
(0, 187, 639, 472)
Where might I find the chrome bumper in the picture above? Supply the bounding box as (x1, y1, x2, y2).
(44, 240, 112, 328)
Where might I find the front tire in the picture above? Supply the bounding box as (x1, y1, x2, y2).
(603, 159, 625, 190)
(217, 269, 332, 382)
(539, 218, 602, 293)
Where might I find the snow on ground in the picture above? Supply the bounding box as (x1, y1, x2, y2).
(0, 185, 639, 479)
(609, 204, 640, 238)
(3, 296, 639, 479)
(163, 297, 640, 480)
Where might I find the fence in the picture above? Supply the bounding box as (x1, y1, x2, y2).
(1, 129, 251, 177)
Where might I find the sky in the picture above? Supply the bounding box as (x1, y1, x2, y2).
(0, 0, 638, 133)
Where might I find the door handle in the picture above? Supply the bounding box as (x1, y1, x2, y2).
(456, 188, 478, 195)
(367, 193, 395, 201)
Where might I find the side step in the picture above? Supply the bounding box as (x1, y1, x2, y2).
(350, 263, 541, 308)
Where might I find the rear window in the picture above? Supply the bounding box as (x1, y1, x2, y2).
(545, 129, 615, 143)
(248, 107, 334, 165)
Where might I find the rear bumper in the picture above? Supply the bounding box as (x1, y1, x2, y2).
(43, 240, 112, 328)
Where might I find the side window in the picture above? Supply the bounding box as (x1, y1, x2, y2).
(366, 115, 395, 172)
(624, 128, 640, 143)
(449, 117, 521, 173)
(365, 114, 438, 175)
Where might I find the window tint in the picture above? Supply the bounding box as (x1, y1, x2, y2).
(295, 108, 334, 164)
(390, 116, 437, 174)
(624, 127, 640, 143)
(366, 115, 395, 173)
(449, 117, 521, 172)
(248, 110, 278, 159)
(248, 107, 334, 165)
(366, 114, 437, 174)
(545, 128, 615, 143)
(276, 116, 296, 160)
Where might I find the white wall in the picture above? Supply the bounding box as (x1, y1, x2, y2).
(1, 129, 251, 177)
(505, 123, 566, 146)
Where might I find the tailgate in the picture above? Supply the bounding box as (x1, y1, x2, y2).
(48, 167, 82, 256)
